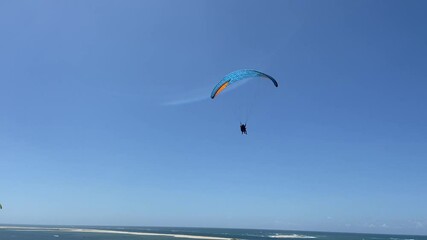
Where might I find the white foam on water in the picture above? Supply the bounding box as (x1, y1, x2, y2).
(269, 234, 317, 239)
(0, 226, 233, 240)
(390, 238, 415, 240)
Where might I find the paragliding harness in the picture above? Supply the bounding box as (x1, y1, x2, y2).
(240, 122, 247, 135)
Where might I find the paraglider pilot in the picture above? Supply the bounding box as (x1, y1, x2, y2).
(240, 123, 247, 135)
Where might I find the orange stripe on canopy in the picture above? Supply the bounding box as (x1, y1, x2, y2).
(214, 82, 229, 98)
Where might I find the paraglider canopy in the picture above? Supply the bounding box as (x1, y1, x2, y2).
(211, 69, 278, 99)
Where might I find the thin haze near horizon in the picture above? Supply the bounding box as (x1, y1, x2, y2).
(1, 0, 427, 236)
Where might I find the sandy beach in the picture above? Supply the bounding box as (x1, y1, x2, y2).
(0, 226, 233, 240)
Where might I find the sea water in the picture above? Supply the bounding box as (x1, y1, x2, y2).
(0, 226, 426, 240)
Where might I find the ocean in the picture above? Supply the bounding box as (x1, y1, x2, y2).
(0, 226, 425, 240)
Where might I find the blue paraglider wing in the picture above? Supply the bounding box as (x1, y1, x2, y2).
(211, 69, 278, 99)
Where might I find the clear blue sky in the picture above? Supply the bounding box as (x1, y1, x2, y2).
(1, 0, 427, 235)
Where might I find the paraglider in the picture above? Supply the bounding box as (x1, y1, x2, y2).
(211, 69, 278, 135)
(240, 123, 247, 135)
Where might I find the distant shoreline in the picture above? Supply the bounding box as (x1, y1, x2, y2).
(0, 226, 233, 240)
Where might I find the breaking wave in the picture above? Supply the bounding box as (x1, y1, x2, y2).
(269, 234, 317, 239)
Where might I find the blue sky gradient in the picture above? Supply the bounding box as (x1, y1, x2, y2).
(1, 0, 427, 235)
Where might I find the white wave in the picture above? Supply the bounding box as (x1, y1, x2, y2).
(270, 234, 316, 239)
(0, 226, 233, 240)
